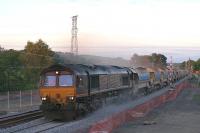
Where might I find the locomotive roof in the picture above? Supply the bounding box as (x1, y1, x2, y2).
(40, 64, 132, 75)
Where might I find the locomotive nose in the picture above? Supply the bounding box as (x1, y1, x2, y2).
(40, 87, 76, 104)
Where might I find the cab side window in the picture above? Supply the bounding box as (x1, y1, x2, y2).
(91, 75, 99, 89)
(122, 75, 129, 86)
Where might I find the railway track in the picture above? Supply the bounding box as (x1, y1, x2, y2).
(7, 120, 54, 133)
(32, 122, 66, 133)
(0, 109, 43, 128)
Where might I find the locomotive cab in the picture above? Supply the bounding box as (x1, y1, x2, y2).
(39, 67, 77, 120)
(40, 71, 75, 104)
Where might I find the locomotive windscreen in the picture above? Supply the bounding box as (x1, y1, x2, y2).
(44, 76, 56, 86)
(41, 71, 74, 87)
(58, 75, 73, 86)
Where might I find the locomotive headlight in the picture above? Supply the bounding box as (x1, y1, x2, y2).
(56, 71, 59, 75)
(68, 96, 74, 101)
(42, 97, 47, 101)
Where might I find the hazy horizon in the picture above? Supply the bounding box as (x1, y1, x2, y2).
(1, 0, 200, 63)
(1, 44, 198, 63)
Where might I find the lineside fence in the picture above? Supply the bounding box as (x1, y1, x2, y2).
(0, 89, 41, 113)
(0, 67, 41, 114)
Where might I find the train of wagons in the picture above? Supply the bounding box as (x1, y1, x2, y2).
(39, 64, 189, 120)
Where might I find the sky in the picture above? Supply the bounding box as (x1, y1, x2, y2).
(0, 0, 200, 62)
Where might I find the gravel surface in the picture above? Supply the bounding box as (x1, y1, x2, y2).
(0, 117, 50, 133)
(113, 87, 200, 133)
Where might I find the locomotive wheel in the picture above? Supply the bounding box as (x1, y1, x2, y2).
(144, 87, 150, 95)
(91, 97, 103, 111)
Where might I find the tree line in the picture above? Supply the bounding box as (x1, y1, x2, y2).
(180, 59, 200, 71)
(130, 53, 167, 68)
(0, 39, 175, 91)
(0, 39, 55, 91)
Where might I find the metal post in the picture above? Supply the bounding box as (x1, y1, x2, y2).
(19, 90, 22, 108)
(7, 91, 10, 110)
(71, 15, 78, 55)
(30, 90, 33, 106)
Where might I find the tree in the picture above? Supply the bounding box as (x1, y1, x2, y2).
(150, 53, 167, 68)
(180, 61, 186, 69)
(20, 39, 55, 89)
(23, 39, 55, 67)
(0, 40, 57, 91)
(0, 49, 24, 91)
(193, 59, 200, 71)
(180, 60, 195, 70)
(130, 53, 167, 68)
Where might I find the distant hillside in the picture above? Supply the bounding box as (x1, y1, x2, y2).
(56, 52, 130, 67)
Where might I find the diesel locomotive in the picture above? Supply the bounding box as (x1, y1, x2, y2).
(39, 64, 188, 120)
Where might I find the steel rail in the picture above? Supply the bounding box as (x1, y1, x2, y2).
(0, 109, 43, 128)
